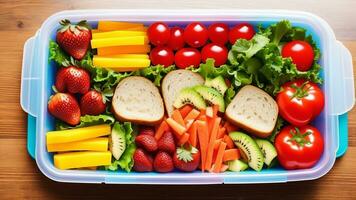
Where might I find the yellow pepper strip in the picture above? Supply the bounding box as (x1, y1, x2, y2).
(54, 151, 112, 170)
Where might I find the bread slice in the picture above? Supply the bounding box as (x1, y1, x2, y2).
(161, 70, 204, 116)
(112, 76, 164, 125)
(225, 85, 278, 138)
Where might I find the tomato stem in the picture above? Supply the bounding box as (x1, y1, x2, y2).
(290, 81, 311, 99)
(288, 128, 311, 147)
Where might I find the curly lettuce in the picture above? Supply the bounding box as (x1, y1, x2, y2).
(136, 65, 176, 86)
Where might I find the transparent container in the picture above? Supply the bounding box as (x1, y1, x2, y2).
(21, 9, 354, 184)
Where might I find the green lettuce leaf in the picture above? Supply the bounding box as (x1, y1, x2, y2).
(55, 114, 115, 130)
(267, 117, 284, 143)
(137, 65, 176, 86)
(107, 122, 137, 172)
(189, 58, 230, 79)
(224, 85, 236, 105)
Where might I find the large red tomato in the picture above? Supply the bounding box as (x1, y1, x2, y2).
(275, 125, 324, 170)
(277, 79, 324, 126)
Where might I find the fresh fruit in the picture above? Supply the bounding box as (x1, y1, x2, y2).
(55, 66, 90, 94)
(80, 90, 106, 115)
(139, 126, 155, 136)
(282, 40, 314, 71)
(167, 27, 185, 51)
(174, 48, 201, 69)
(157, 131, 176, 154)
(229, 132, 264, 171)
(228, 159, 248, 172)
(255, 139, 277, 166)
(229, 23, 255, 44)
(184, 22, 208, 48)
(56, 20, 91, 60)
(204, 76, 228, 95)
(201, 43, 228, 66)
(149, 46, 174, 67)
(208, 23, 229, 45)
(135, 134, 158, 152)
(133, 148, 153, 172)
(173, 87, 207, 110)
(48, 92, 81, 126)
(153, 151, 174, 173)
(275, 125, 324, 170)
(173, 146, 200, 172)
(277, 80, 324, 126)
(147, 22, 170, 46)
(110, 122, 126, 160)
(194, 85, 225, 112)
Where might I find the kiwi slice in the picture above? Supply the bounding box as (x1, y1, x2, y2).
(194, 85, 225, 112)
(110, 123, 126, 160)
(229, 132, 264, 171)
(205, 76, 228, 95)
(228, 159, 249, 172)
(255, 139, 277, 166)
(173, 87, 207, 110)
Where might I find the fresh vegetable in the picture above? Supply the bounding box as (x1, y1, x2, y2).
(222, 149, 240, 162)
(91, 36, 148, 48)
(56, 20, 91, 60)
(133, 148, 153, 172)
(92, 30, 146, 39)
(205, 117, 221, 170)
(197, 120, 209, 171)
(80, 90, 106, 115)
(166, 118, 186, 136)
(175, 48, 201, 69)
(97, 21, 144, 31)
(229, 23, 255, 44)
(148, 22, 171, 46)
(135, 134, 158, 152)
(173, 146, 200, 172)
(47, 124, 111, 144)
(277, 80, 324, 126)
(179, 105, 194, 118)
(149, 46, 175, 67)
(97, 45, 150, 56)
(168, 27, 185, 50)
(157, 131, 176, 154)
(177, 133, 190, 145)
(55, 66, 90, 94)
(137, 64, 176, 87)
(188, 122, 198, 147)
(212, 141, 227, 173)
(282, 40, 314, 71)
(47, 137, 109, 152)
(93, 56, 150, 69)
(154, 151, 174, 173)
(201, 43, 228, 66)
(56, 114, 115, 130)
(154, 120, 170, 140)
(54, 151, 112, 170)
(275, 125, 324, 170)
(184, 22, 208, 48)
(48, 93, 81, 126)
(208, 23, 229, 45)
(172, 109, 186, 127)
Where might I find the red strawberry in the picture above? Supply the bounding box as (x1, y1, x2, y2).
(135, 135, 158, 152)
(48, 92, 80, 126)
(55, 66, 90, 94)
(56, 19, 91, 60)
(80, 90, 106, 115)
(157, 131, 176, 154)
(173, 146, 200, 172)
(139, 126, 155, 136)
(133, 148, 153, 172)
(153, 151, 174, 173)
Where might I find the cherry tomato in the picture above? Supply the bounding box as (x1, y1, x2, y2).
(201, 43, 228, 66)
(175, 48, 201, 69)
(149, 46, 174, 67)
(183, 22, 208, 48)
(282, 40, 314, 71)
(147, 22, 170, 46)
(229, 23, 255, 44)
(277, 79, 324, 126)
(208, 23, 229, 45)
(275, 125, 324, 170)
(167, 27, 185, 51)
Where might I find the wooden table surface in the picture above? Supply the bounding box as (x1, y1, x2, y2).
(1, 0, 355, 199)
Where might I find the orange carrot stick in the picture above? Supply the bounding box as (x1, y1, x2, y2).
(166, 118, 186, 136)
(222, 149, 241, 162)
(213, 142, 227, 173)
(188, 122, 198, 147)
(223, 135, 235, 149)
(154, 120, 170, 140)
(205, 117, 222, 170)
(220, 164, 229, 172)
(197, 120, 209, 172)
(172, 109, 185, 127)
(184, 109, 200, 124)
(179, 105, 193, 118)
(213, 139, 222, 151)
(178, 133, 190, 145)
(217, 127, 226, 139)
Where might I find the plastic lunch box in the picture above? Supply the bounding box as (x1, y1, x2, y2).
(20, 9, 355, 184)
